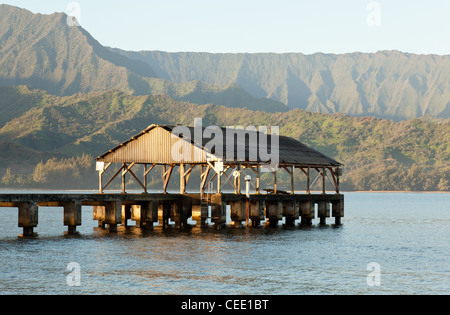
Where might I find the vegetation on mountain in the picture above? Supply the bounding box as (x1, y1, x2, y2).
(0, 4, 448, 192)
(0, 87, 448, 191)
(0, 4, 286, 113)
(115, 50, 450, 120)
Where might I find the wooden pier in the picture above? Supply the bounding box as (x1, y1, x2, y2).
(0, 192, 344, 236)
(1, 123, 345, 237)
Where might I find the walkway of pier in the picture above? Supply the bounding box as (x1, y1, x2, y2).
(0, 193, 344, 236)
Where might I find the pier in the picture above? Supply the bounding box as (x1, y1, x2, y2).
(1, 123, 344, 236)
(0, 192, 344, 236)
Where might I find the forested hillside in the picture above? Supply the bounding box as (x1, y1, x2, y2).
(0, 86, 448, 191)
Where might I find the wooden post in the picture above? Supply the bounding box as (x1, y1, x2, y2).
(256, 165, 260, 194)
(307, 167, 310, 195)
(217, 168, 222, 194)
(273, 170, 277, 194)
(336, 168, 341, 194)
(99, 171, 103, 194)
(291, 165, 295, 194)
(180, 164, 186, 194)
(322, 167, 326, 195)
(163, 165, 174, 194)
(143, 164, 147, 193)
(122, 163, 127, 194)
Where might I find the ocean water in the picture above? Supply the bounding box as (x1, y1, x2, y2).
(0, 192, 448, 295)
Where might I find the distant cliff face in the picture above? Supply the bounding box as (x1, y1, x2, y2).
(1, 4, 449, 120)
(0, 4, 160, 96)
(0, 5, 286, 113)
(115, 50, 450, 120)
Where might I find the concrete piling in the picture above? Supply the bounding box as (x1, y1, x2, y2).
(299, 200, 314, 226)
(283, 201, 299, 227)
(250, 200, 265, 228)
(230, 200, 246, 228)
(18, 202, 38, 237)
(318, 201, 330, 225)
(332, 199, 344, 225)
(1, 193, 343, 236)
(63, 201, 81, 234)
(266, 201, 282, 227)
(104, 201, 122, 232)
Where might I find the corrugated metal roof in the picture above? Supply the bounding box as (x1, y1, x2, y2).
(97, 124, 342, 167)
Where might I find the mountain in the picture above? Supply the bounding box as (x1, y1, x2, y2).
(0, 86, 448, 191)
(2, 4, 449, 120)
(114, 50, 450, 120)
(0, 4, 286, 113)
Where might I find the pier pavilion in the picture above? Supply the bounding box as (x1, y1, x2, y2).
(0, 124, 344, 236)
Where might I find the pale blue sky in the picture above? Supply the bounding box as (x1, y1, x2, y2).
(2, 0, 449, 54)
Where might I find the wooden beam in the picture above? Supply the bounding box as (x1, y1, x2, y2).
(102, 164, 125, 192)
(273, 170, 277, 194)
(200, 165, 211, 194)
(127, 166, 146, 192)
(163, 165, 174, 194)
(322, 167, 326, 195)
(98, 162, 112, 194)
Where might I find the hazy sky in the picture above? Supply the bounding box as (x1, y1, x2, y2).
(2, 0, 450, 55)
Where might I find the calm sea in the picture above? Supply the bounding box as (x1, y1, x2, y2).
(0, 192, 448, 295)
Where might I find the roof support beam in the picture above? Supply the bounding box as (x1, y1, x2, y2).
(101, 164, 125, 193)
(163, 165, 174, 194)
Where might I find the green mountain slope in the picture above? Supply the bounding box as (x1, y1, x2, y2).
(115, 50, 450, 120)
(0, 86, 448, 191)
(0, 4, 287, 113)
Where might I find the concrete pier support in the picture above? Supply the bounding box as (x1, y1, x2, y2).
(192, 202, 209, 227)
(121, 204, 132, 227)
(63, 201, 81, 234)
(171, 200, 190, 229)
(318, 201, 330, 225)
(332, 199, 344, 225)
(93, 206, 106, 228)
(211, 194, 226, 229)
(230, 200, 246, 228)
(299, 200, 314, 226)
(104, 201, 122, 232)
(283, 201, 299, 227)
(18, 202, 38, 237)
(158, 201, 173, 228)
(266, 201, 282, 227)
(131, 202, 158, 229)
(250, 200, 265, 228)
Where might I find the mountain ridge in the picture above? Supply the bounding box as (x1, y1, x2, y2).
(0, 86, 448, 191)
(114, 49, 450, 120)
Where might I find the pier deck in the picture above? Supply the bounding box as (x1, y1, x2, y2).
(0, 192, 344, 236)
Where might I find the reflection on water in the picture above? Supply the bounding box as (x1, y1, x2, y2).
(0, 193, 449, 295)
